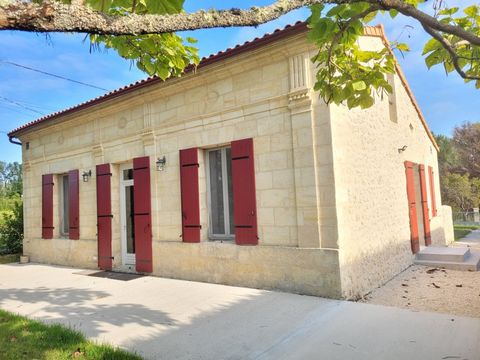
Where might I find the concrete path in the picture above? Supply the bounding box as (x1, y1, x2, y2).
(0, 263, 479, 360)
(456, 229, 480, 248)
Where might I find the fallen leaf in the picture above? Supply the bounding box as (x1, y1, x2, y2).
(432, 283, 441, 288)
(401, 283, 408, 287)
(456, 284, 463, 288)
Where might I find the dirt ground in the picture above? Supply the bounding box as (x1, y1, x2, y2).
(361, 265, 480, 318)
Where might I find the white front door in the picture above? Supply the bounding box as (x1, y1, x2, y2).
(120, 164, 136, 266)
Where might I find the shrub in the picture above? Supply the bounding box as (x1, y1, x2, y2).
(0, 202, 23, 255)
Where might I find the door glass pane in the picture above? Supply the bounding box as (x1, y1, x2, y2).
(209, 150, 225, 234)
(123, 169, 133, 180)
(125, 185, 135, 254)
(62, 175, 69, 234)
(226, 148, 235, 235)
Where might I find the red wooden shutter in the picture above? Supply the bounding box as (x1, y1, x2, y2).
(68, 169, 80, 240)
(42, 174, 54, 239)
(418, 165, 431, 246)
(180, 148, 201, 243)
(428, 166, 437, 217)
(96, 164, 113, 270)
(405, 161, 420, 253)
(133, 156, 153, 273)
(232, 138, 258, 245)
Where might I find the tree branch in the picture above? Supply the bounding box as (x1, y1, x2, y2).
(0, 0, 479, 50)
(324, 5, 381, 101)
(378, 0, 480, 47)
(0, 0, 330, 34)
(422, 24, 480, 81)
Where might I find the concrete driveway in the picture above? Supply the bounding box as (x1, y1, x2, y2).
(0, 263, 479, 360)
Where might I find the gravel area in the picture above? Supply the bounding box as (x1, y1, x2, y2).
(361, 265, 480, 318)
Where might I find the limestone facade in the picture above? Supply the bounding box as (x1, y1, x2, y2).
(12, 24, 452, 299)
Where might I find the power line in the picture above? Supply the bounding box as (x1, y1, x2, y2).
(0, 97, 45, 115)
(0, 97, 56, 111)
(0, 103, 36, 117)
(0, 59, 110, 92)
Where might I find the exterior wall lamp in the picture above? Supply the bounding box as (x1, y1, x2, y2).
(82, 170, 92, 182)
(156, 156, 167, 171)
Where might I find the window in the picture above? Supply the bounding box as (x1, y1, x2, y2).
(59, 174, 69, 236)
(206, 147, 234, 239)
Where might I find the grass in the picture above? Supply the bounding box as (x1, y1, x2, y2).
(0, 309, 142, 360)
(0, 254, 19, 264)
(453, 224, 480, 241)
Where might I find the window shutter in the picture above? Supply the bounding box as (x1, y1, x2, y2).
(133, 156, 153, 273)
(41, 174, 54, 239)
(428, 166, 437, 217)
(418, 165, 431, 246)
(179, 148, 201, 243)
(68, 169, 80, 240)
(96, 164, 113, 270)
(231, 138, 258, 245)
(405, 161, 419, 253)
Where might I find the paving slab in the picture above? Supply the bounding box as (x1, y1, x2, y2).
(0, 263, 479, 360)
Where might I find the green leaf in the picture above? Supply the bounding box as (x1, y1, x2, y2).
(425, 51, 444, 69)
(422, 38, 440, 55)
(352, 81, 367, 91)
(396, 43, 410, 52)
(389, 9, 398, 18)
(438, 7, 459, 16)
(464, 5, 478, 18)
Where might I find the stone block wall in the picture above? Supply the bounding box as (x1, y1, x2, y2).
(330, 35, 450, 299)
(20, 33, 342, 297)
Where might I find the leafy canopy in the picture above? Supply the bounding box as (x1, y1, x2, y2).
(26, 1, 480, 109)
(308, 1, 480, 109)
(63, 0, 200, 80)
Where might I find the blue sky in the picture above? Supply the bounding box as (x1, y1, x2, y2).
(1, 1, 479, 163)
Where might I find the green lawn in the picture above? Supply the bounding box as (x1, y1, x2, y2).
(453, 224, 480, 241)
(0, 309, 142, 360)
(0, 254, 19, 264)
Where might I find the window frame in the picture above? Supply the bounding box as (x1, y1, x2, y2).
(205, 147, 235, 241)
(59, 174, 70, 237)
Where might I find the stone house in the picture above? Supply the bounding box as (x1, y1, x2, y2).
(8, 22, 453, 299)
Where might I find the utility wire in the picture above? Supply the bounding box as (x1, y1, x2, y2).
(0, 97, 56, 111)
(0, 97, 45, 115)
(0, 103, 36, 117)
(0, 59, 110, 92)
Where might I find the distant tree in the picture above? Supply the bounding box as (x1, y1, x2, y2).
(0, 201, 23, 254)
(0, 161, 22, 197)
(434, 134, 459, 176)
(4, 162, 22, 196)
(453, 122, 480, 178)
(441, 172, 479, 213)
